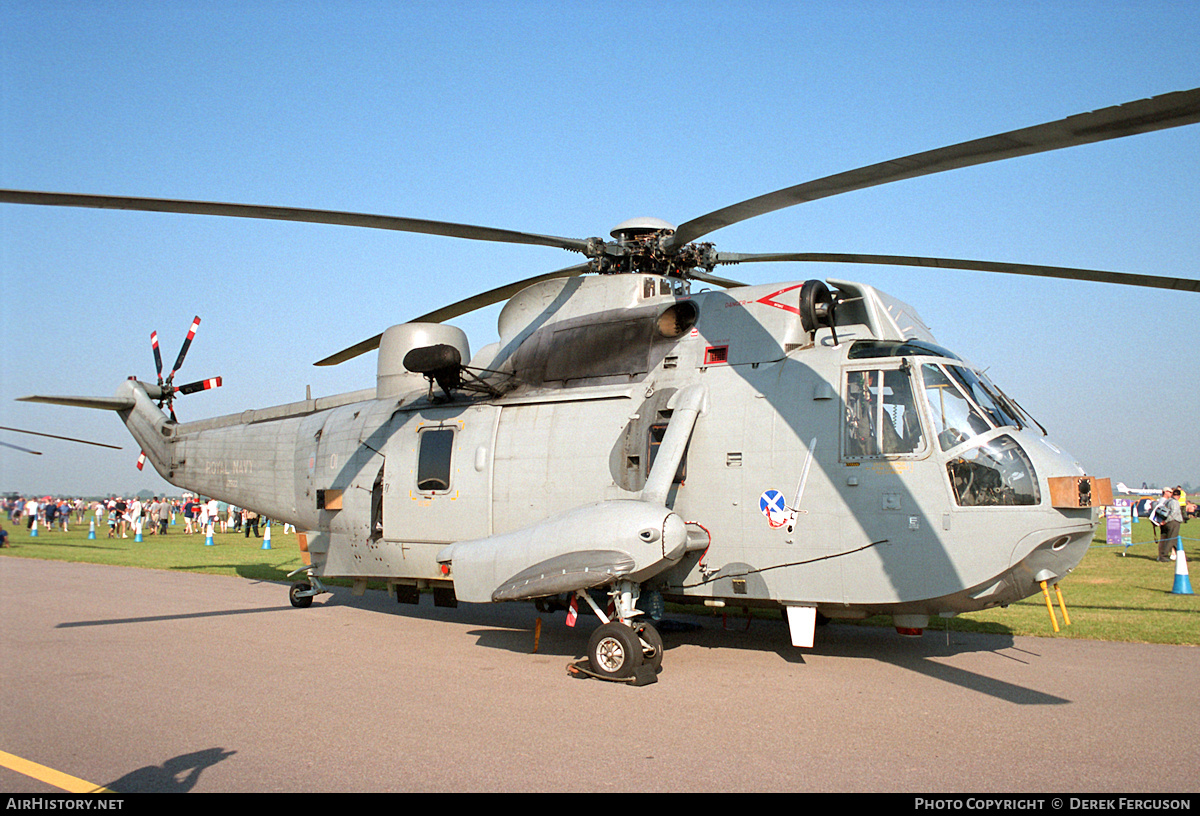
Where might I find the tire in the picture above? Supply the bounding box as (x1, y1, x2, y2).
(635, 621, 664, 674)
(587, 622, 644, 680)
(289, 581, 314, 608)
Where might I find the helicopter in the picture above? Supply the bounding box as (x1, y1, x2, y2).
(4, 88, 1199, 684)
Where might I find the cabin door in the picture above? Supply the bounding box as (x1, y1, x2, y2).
(381, 406, 497, 544)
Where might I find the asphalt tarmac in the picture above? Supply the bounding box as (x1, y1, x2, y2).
(1, 557, 1197, 793)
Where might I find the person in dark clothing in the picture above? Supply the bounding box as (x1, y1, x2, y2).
(243, 509, 259, 538)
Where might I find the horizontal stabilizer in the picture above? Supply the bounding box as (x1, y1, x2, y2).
(492, 550, 637, 601)
(17, 394, 136, 411)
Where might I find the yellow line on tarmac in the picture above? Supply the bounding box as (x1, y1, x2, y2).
(0, 750, 114, 793)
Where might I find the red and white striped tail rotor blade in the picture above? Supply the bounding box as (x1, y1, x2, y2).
(176, 376, 222, 395)
(136, 450, 146, 470)
(168, 316, 201, 380)
(150, 331, 163, 384)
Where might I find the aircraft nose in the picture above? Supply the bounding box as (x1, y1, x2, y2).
(1010, 522, 1093, 599)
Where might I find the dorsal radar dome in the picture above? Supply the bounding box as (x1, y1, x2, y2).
(610, 217, 676, 243)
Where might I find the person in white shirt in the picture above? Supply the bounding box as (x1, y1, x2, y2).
(207, 499, 222, 533)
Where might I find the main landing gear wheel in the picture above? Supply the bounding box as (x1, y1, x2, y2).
(635, 621, 664, 674)
(586, 622, 644, 680)
(289, 581, 314, 608)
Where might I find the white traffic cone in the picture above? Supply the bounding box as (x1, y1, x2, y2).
(261, 521, 272, 550)
(1172, 539, 1193, 595)
(205, 522, 214, 547)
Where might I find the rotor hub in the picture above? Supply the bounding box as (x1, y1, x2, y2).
(586, 218, 716, 277)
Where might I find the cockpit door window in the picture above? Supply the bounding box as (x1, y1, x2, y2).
(843, 367, 926, 459)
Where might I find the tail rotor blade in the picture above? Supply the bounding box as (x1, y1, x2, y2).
(176, 377, 223, 395)
(151, 331, 163, 384)
(169, 316, 201, 381)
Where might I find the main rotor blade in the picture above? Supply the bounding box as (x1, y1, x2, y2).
(1, 440, 41, 455)
(667, 88, 1200, 250)
(0, 190, 592, 254)
(688, 269, 748, 289)
(0, 425, 123, 449)
(411, 263, 592, 323)
(314, 263, 592, 366)
(715, 251, 1200, 292)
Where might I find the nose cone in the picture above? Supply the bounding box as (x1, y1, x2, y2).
(1007, 521, 1094, 603)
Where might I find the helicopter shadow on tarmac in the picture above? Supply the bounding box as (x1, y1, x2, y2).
(50, 573, 1065, 705)
(656, 614, 1069, 706)
(311, 582, 1067, 705)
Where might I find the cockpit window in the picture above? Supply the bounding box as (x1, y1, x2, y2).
(921, 364, 991, 451)
(945, 365, 1023, 430)
(843, 367, 925, 458)
(946, 434, 1040, 506)
(848, 339, 961, 361)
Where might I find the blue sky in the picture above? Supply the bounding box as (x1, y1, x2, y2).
(2, 0, 1198, 496)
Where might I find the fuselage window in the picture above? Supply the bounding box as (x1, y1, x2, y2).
(843, 367, 925, 458)
(417, 428, 454, 492)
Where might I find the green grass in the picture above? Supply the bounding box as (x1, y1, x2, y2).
(0, 520, 307, 583)
(2, 515, 1198, 646)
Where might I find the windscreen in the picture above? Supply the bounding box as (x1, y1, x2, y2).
(921, 364, 991, 451)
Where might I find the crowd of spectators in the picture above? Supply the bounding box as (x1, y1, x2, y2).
(1, 495, 282, 540)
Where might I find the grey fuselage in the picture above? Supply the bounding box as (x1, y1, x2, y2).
(122, 274, 1098, 622)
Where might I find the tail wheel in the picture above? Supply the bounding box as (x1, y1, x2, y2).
(586, 622, 644, 680)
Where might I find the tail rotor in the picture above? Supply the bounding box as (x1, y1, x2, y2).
(146, 316, 222, 422)
(135, 316, 222, 471)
